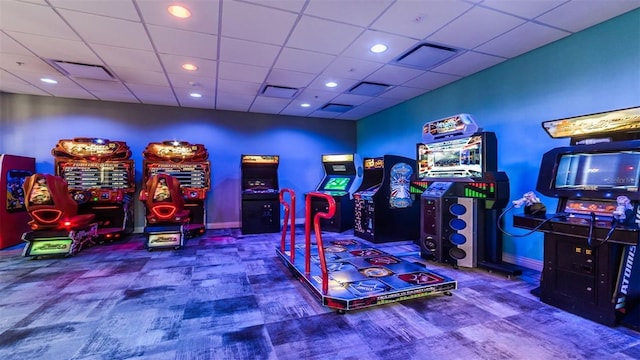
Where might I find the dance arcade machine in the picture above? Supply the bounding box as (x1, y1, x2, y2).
(417, 114, 519, 275)
(52, 138, 135, 241)
(141, 140, 210, 249)
(0, 154, 35, 249)
(241, 155, 280, 234)
(21, 173, 98, 258)
(353, 155, 419, 243)
(513, 107, 640, 328)
(309, 154, 363, 232)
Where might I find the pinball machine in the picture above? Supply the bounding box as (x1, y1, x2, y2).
(513, 107, 640, 328)
(141, 140, 211, 249)
(52, 138, 135, 241)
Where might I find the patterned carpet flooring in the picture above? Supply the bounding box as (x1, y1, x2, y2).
(0, 228, 639, 360)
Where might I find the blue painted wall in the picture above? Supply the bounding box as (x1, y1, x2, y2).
(0, 94, 357, 230)
(357, 9, 640, 267)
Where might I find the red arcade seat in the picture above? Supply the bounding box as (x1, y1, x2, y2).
(140, 174, 190, 225)
(23, 174, 95, 230)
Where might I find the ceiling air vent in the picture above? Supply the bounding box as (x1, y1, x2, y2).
(261, 85, 299, 99)
(321, 103, 353, 113)
(348, 82, 391, 96)
(51, 60, 116, 81)
(395, 43, 458, 70)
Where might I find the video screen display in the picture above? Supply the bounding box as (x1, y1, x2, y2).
(554, 151, 640, 191)
(6, 170, 31, 212)
(60, 162, 133, 190)
(323, 177, 351, 191)
(147, 163, 210, 189)
(417, 135, 484, 179)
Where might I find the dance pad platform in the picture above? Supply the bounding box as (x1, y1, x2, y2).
(276, 238, 457, 311)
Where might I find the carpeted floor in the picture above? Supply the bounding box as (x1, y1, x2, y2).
(0, 228, 638, 360)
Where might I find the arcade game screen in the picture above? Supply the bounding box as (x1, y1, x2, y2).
(417, 135, 483, 179)
(6, 170, 31, 212)
(59, 163, 132, 190)
(554, 151, 640, 191)
(323, 177, 351, 191)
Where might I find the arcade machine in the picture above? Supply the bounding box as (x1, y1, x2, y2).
(240, 155, 280, 234)
(417, 114, 519, 276)
(513, 107, 640, 328)
(276, 188, 456, 312)
(0, 154, 35, 249)
(141, 140, 210, 249)
(52, 138, 135, 241)
(310, 154, 363, 232)
(21, 173, 98, 258)
(353, 155, 419, 243)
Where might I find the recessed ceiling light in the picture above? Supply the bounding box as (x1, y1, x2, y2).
(300, 103, 311, 108)
(325, 81, 338, 88)
(40, 78, 57, 84)
(190, 92, 202, 98)
(168, 5, 191, 19)
(182, 63, 198, 71)
(370, 44, 388, 53)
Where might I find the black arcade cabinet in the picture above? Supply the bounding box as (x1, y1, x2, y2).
(353, 155, 419, 243)
(513, 107, 640, 328)
(417, 114, 517, 275)
(309, 154, 363, 232)
(241, 155, 280, 234)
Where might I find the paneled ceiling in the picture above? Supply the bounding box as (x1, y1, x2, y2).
(1, 0, 638, 120)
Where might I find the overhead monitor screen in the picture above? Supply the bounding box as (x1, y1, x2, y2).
(417, 135, 484, 179)
(554, 151, 640, 192)
(323, 177, 351, 191)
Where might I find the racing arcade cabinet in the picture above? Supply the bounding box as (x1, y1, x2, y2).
(353, 155, 419, 243)
(417, 114, 517, 275)
(52, 138, 135, 241)
(0, 154, 35, 249)
(309, 154, 363, 232)
(513, 107, 640, 328)
(141, 140, 211, 249)
(241, 155, 280, 234)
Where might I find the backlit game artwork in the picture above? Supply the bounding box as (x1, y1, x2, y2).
(389, 162, 412, 208)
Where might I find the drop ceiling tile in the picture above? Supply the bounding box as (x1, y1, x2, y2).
(342, 30, 421, 63)
(91, 91, 139, 103)
(0, 53, 58, 74)
(148, 25, 217, 60)
(7, 32, 102, 64)
(266, 69, 316, 88)
(535, 0, 640, 32)
(218, 62, 268, 83)
(481, 0, 567, 19)
(427, 6, 526, 49)
(305, 0, 392, 27)
(93, 45, 163, 71)
(136, 0, 219, 34)
(127, 83, 177, 106)
(216, 92, 254, 112)
(279, 104, 316, 117)
(0, 33, 33, 55)
(371, 0, 473, 39)
(363, 96, 404, 109)
(331, 93, 373, 106)
(306, 75, 358, 93)
(431, 51, 506, 76)
(222, 1, 298, 45)
(175, 88, 215, 109)
(219, 37, 280, 67)
(403, 71, 461, 90)
(167, 73, 215, 93)
(0, 81, 50, 96)
(49, 0, 140, 21)
(308, 109, 340, 119)
(274, 48, 335, 74)
(293, 88, 339, 106)
(160, 54, 217, 77)
(217, 79, 261, 96)
(0, 69, 30, 85)
(379, 86, 427, 100)
(46, 86, 97, 99)
(287, 16, 364, 55)
(322, 57, 383, 80)
(365, 64, 424, 85)
(242, 0, 306, 13)
(476, 22, 571, 58)
(73, 78, 128, 92)
(111, 66, 169, 87)
(250, 96, 291, 114)
(0, 0, 78, 39)
(58, 9, 153, 50)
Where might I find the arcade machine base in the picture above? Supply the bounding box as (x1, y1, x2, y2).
(22, 223, 98, 258)
(144, 225, 185, 250)
(276, 238, 456, 311)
